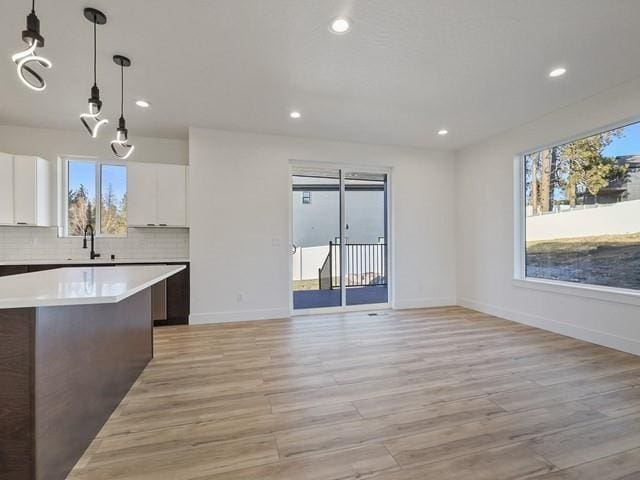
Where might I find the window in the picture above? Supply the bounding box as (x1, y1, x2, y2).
(522, 120, 640, 291)
(66, 159, 127, 236)
(302, 191, 311, 204)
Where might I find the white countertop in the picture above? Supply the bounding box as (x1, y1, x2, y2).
(0, 258, 189, 266)
(0, 265, 186, 309)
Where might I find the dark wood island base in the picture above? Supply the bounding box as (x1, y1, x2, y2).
(0, 288, 153, 480)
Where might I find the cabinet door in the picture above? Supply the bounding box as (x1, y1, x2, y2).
(0, 153, 14, 224)
(35, 157, 50, 226)
(127, 163, 157, 226)
(13, 156, 36, 225)
(156, 165, 187, 226)
(166, 264, 189, 323)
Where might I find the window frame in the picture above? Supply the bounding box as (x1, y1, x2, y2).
(62, 157, 128, 237)
(513, 117, 640, 305)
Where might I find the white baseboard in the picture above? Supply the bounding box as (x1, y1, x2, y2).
(458, 297, 640, 356)
(190, 307, 291, 325)
(394, 297, 457, 310)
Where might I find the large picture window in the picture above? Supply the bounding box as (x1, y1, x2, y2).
(523, 121, 640, 291)
(65, 159, 127, 236)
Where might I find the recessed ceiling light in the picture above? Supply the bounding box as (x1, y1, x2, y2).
(549, 67, 566, 78)
(438, 129, 449, 136)
(330, 17, 351, 34)
(290, 111, 301, 119)
(135, 99, 150, 108)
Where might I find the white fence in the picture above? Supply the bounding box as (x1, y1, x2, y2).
(292, 245, 332, 281)
(526, 199, 640, 241)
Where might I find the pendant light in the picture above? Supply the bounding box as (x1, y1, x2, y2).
(11, 0, 52, 91)
(80, 8, 108, 138)
(110, 55, 135, 159)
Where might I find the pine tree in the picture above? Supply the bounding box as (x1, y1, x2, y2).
(68, 184, 93, 235)
(556, 129, 626, 205)
(101, 182, 117, 234)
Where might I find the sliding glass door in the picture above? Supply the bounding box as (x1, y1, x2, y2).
(344, 172, 388, 306)
(291, 167, 389, 311)
(291, 170, 342, 309)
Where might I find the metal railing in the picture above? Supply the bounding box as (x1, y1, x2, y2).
(318, 241, 387, 290)
(318, 245, 333, 290)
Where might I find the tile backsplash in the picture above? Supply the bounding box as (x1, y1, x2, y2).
(0, 226, 189, 262)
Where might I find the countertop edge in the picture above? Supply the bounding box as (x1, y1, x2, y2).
(107, 264, 187, 306)
(0, 259, 190, 266)
(0, 265, 186, 309)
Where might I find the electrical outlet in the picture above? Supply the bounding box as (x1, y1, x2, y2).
(236, 292, 244, 303)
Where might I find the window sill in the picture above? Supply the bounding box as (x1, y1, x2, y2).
(61, 234, 128, 239)
(512, 277, 640, 307)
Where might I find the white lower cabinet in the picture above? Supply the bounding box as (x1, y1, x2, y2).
(0, 153, 50, 226)
(127, 163, 188, 227)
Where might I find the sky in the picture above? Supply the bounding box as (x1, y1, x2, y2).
(602, 121, 640, 157)
(68, 161, 126, 202)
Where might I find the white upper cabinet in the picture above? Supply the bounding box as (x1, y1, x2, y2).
(157, 164, 187, 226)
(0, 154, 50, 226)
(127, 163, 157, 226)
(14, 155, 37, 225)
(0, 153, 14, 224)
(127, 163, 188, 227)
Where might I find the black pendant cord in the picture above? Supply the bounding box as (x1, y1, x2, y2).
(31, 0, 35, 13)
(120, 63, 124, 118)
(93, 16, 97, 87)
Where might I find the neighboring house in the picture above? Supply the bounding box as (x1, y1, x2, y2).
(617, 155, 640, 201)
(292, 187, 386, 248)
(580, 155, 640, 204)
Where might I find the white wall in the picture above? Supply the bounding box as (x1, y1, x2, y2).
(189, 128, 456, 323)
(0, 125, 188, 165)
(456, 77, 640, 356)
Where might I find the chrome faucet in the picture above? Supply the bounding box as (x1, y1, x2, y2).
(82, 224, 100, 260)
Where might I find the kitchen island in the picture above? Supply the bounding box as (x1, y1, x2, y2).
(0, 264, 185, 480)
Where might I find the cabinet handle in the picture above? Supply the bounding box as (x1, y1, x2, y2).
(16, 222, 28, 225)
(159, 223, 168, 226)
(147, 223, 156, 226)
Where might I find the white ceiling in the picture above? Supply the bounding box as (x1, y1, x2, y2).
(2, 0, 640, 149)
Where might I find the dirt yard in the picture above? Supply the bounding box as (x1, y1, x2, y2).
(526, 233, 640, 289)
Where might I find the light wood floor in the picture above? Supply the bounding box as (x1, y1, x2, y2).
(67, 306, 640, 480)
